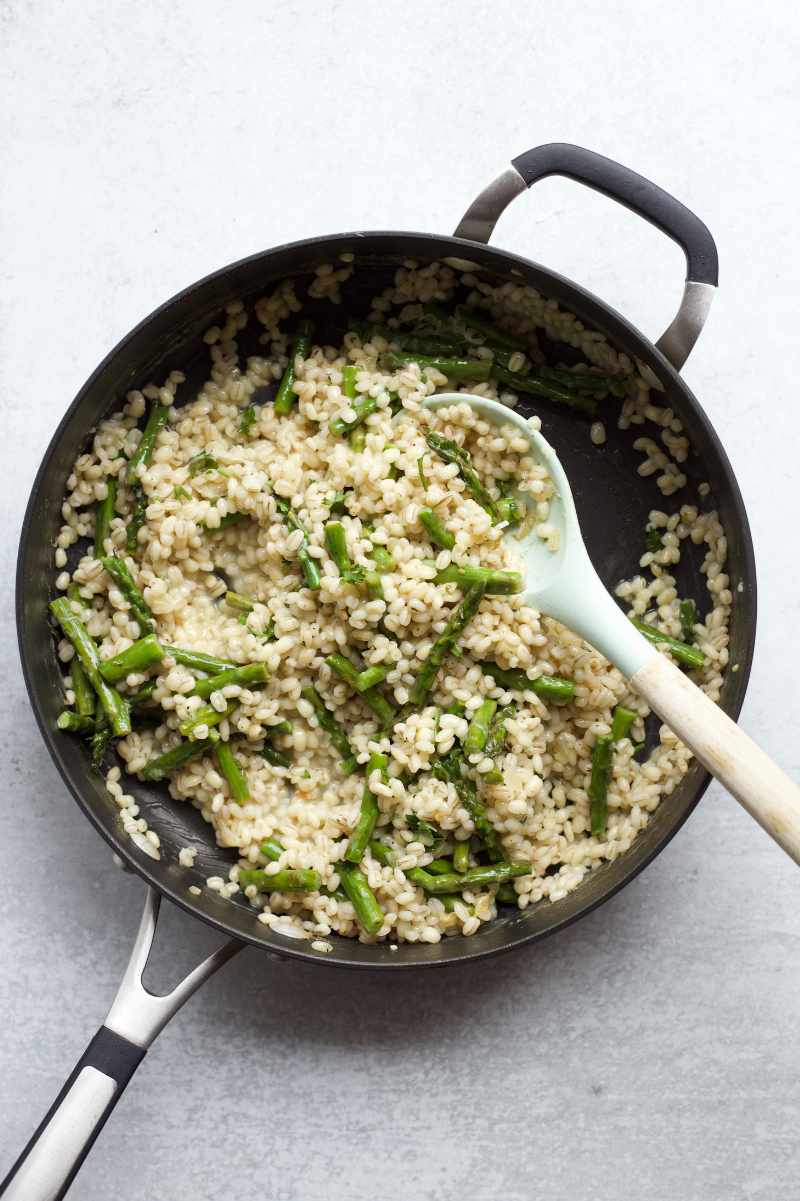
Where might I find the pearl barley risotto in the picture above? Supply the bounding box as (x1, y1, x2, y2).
(50, 259, 731, 946)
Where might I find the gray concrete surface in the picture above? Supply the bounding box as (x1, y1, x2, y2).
(1, 2, 798, 1198)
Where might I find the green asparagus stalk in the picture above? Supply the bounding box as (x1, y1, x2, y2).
(225, 591, 255, 614)
(425, 432, 501, 523)
(141, 733, 218, 780)
(214, 741, 250, 804)
(70, 658, 96, 718)
(409, 861, 531, 894)
(433, 563, 524, 595)
(260, 740, 292, 769)
(300, 685, 356, 770)
(180, 699, 238, 739)
(610, 705, 637, 742)
(326, 653, 397, 726)
(631, 619, 705, 669)
(453, 840, 471, 873)
(189, 662, 268, 701)
(368, 839, 394, 866)
(239, 868, 321, 893)
(496, 494, 524, 526)
(260, 837, 285, 861)
(167, 647, 237, 674)
(345, 752, 389, 863)
(426, 858, 455, 876)
(495, 882, 518, 904)
(382, 351, 492, 382)
(100, 555, 154, 635)
(57, 711, 96, 734)
(478, 660, 575, 704)
(330, 365, 379, 438)
(273, 320, 314, 416)
(483, 704, 515, 783)
(99, 634, 164, 684)
(492, 364, 596, 416)
(94, 479, 118, 559)
(127, 679, 157, 710)
(50, 598, 131, 736)
(464, 699, 498, 756)
(338, 863, 384, 934)
(272, 493, 321, 590)
(90, 720, 112, 767)
(589, 734, 613, 837)
(369, 545, 396, 574)
(324, 521, 366, 584)
(419, 509, 455, 550)
(408, 583, 486, 708)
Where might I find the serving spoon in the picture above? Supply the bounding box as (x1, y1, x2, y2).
(424, 392, 800, 864)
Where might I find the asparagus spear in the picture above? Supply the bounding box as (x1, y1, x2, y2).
(127, 679, 157, 710)
(324, 522, 366, 584)
(496, 494, 524, 526)
(589, 705, 637, 835)
(99, 634, 164, 684)
(478, 660, 575, 704)
(189, 662, 268, 701)
(369, 545, 396, 574)
(419, 509, 455, 550)
(679, 599, 698, 645)
(167, 647, 237, 674)
(464, 699, 498, 757)
(273, 320, 314, 416)
(610, 705, 637, 742)
(426, 858, 455, 875)
(260, 740, 292, 770)
(589, 734, 614, 837)
(345, 752, 389, 863)
(425, 432, 501, 523)
(225, 590, 255, 614)
(57, 711, 96, 733)
(91, 720, 112, 768)
(272, 493, 321, 590)
(350, 319, 463, 357)
(141, 733, 218, 780)
(100, 555, 154, 635)
(126, 401, 170, 551)
(70, 658, 96, 718)
(330, 366, 379, 438)
(409, 861, 531, 894)
(631, 619, 705, 669)
(300, 685, 356, 771)
(326, 652, 397, 726)
(368, 838, 394, 866)
(260, 837, 285, 861)
(188, 451, 221, 477)
(453, 840, 471, 873)
(214, 741, 250, 804)
(408, 584, 486, 708)
(492, 364, 596, 416)
(483, 704, 515, 783)
(94, 479, 118, 559)
(407, 812, 442, 848)
(180, 699, 238, 739)
(539, 365, 624, 395)
(239, 868, 321, 893)
(433, 563, 524, 595)
(50, 598, 131, 736)
(338, 863, 384, 934)
(495, 882, 518, 904)
(382, 351, 492, 382)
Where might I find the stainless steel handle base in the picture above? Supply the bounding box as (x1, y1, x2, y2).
(454, 145, 718, 371)
(1, 888, 241, 1201)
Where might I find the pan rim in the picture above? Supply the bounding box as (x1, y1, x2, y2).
(16, 228, 757, 969)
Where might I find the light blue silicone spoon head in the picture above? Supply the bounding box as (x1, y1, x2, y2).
(423, 392, 654, 679)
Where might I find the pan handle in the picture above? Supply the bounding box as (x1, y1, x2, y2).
(454, 143, 718, 371)
(1, 889, 241, 1201)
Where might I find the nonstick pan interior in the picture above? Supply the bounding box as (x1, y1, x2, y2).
(16, 232, 756, 969)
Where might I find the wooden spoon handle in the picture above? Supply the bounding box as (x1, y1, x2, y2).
(631, 653, 800, 864)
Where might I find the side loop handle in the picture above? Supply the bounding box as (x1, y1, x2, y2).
(454, 143, 718, 371)
(1, 889, 241, 1201)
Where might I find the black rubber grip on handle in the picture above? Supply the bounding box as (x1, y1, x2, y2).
(511, 143, 719, 287)
(0, 1026, 146, 1200)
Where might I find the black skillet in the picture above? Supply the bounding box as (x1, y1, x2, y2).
(4, 144, 755, 1200)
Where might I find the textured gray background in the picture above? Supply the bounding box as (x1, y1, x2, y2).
(1, 2, 798, 1198)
